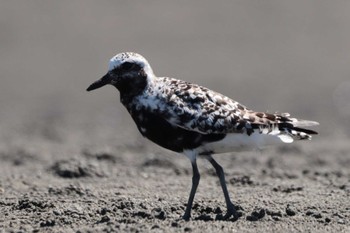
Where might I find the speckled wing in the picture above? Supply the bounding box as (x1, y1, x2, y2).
(156, 77, 318, 140)
(157, 77, 258, 135)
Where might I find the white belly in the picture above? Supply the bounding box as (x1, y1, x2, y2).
(197, 132, 287, 154)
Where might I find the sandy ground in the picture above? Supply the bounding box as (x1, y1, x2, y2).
(1, 135, 350, 232)
(1, 1, 350, 232)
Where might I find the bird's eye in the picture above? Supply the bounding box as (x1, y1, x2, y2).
(121, 62, 134, 70)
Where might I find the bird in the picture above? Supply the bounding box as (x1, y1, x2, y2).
(87, 52, 318, 221)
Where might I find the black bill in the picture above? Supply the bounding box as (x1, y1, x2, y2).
(86, 73, 112, 91)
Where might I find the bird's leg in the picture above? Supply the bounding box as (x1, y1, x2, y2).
(207, 155, 237, 220)
(182, 159, 200, 221)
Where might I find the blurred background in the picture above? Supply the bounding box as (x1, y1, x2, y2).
(1, 0, 349, 153)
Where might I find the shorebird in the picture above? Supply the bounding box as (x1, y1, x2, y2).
(87, 52, 318, 220)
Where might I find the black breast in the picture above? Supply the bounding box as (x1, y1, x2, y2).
(130, 109, 226, 153)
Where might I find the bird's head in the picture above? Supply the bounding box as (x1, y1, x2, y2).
(87, 52, 154, 94)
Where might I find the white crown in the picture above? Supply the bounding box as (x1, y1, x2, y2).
(108, 52, 155, 78)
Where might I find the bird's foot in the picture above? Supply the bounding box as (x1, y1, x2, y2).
(182, 212, 191, 221)
(216, 204, 243, 221)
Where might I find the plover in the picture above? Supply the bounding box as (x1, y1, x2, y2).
(87, 52, 318, 220)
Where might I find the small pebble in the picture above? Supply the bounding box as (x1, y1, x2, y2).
(286, 205, 296, 216)
(151, 224, 160, 229)
(171, 221, 178, 227)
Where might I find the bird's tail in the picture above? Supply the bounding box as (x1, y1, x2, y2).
(278, 120, 318, 143)
(253, 112, 319, 143)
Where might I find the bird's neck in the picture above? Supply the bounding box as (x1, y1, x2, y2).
(118, 75, 151, 106)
